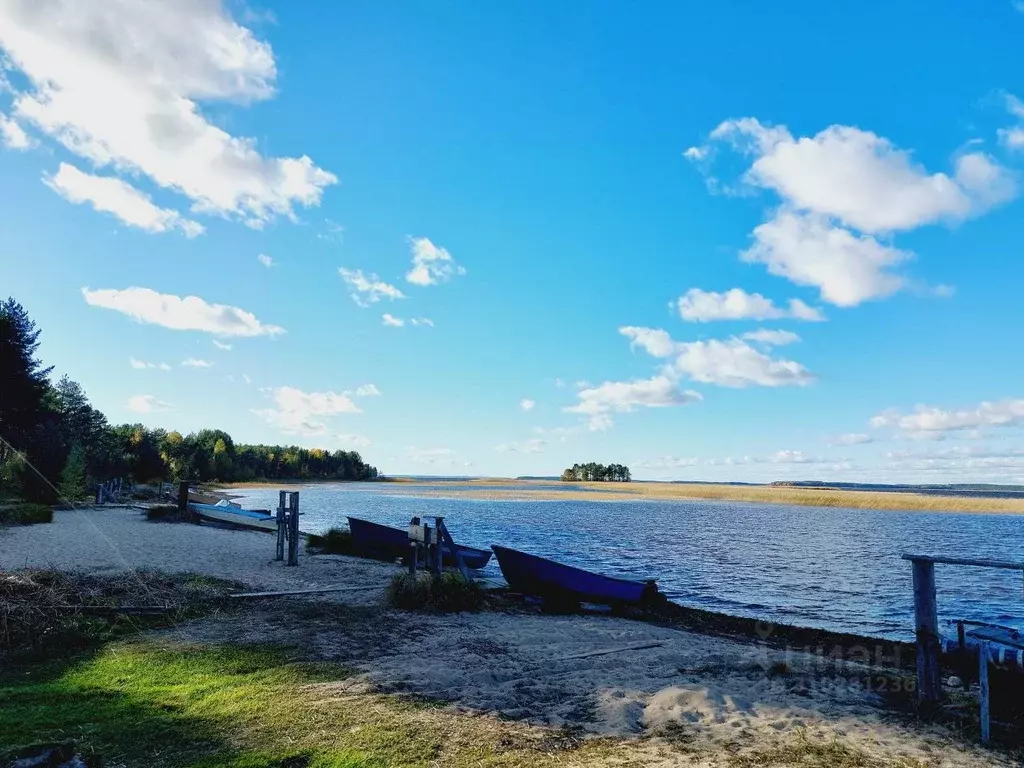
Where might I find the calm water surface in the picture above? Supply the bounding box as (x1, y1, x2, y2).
(234, 483, 1024, 641)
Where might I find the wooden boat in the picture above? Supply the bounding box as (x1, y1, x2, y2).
(189, 502, 277, 532)
(188, 489, 239, 506)
(347, 516, 492, 569)
(491, 545, 658, 605)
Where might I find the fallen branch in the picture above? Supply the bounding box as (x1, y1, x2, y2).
(553, 641, 664, 661)
(229, 585, 383, 599)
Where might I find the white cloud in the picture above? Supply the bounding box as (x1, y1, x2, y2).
(741, 328, 800, 346)
(405, 236, 465, 286)
(410, 317, 434, 327)
(254, 386, 361, 436)
(998, 94, 1024, 150)
(520, 398, 535, 412)
(620, 326, 814, 388)
(336, 433, 370, 448)
(354, 384, 381, 397)
(495, 438, 546, 454)
(242, 373, 251, 385)
(257, 253, 273, 268)
(565, 375, 702, 430)
(339, 268, 406, 307)
(83, 286, 284, 337)
(129, 356, 170, 371)
(871, 399, 1024, 434)
(44, 162, 204, 237)
(554, 378, 566, 389)
(770, 450, 814, 464)
(0, 110, 33, 149)
(677, 288, 824, 322)
(181, 358, 212, 368)
(127, 394, 170, 413)
(0, 0, 335, 227)
(827, 433, 873, 446)
(381, 313, 404, 327)
(407, 446, 456, 464)
(212, 339, 232, 351)
(636, 456, 699, 469)
(743, 210, 909, 306)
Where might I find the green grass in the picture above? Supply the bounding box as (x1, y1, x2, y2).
(0, 502, 53, 525)
(0, 641, 627, 768)
(305, 527, 355, 555)
(386, 572, 485, 613)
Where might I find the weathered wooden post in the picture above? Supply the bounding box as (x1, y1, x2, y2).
(436, 518, 471, 581)
(177, 481, 190, 512)
(275, 490, 286, 561)
(432, 516, 444, 575)
(287, 491, 299, 566)
(908, 556, 941, 704)
(978, 640, 990, 743)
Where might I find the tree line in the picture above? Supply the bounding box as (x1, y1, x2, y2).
(560, 462, 631, 482)
(0, 297, 378, 503)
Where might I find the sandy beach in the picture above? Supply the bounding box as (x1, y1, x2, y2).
(2, 506, 1017, 766)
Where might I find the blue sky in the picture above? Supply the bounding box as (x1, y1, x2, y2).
(2, 0, 1024, 481)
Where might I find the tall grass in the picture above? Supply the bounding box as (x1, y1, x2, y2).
(0, 503, 53, 526)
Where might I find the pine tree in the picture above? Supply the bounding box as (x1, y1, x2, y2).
(58, 443, 87, 503)
(0, 298, 52, 461)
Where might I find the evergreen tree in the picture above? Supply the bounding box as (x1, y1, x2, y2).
(58, 443, 87, 502)
(0, 298, 52, 461)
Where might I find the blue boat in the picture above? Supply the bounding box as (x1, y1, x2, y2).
(347, 517, 492, 570)
(491, 545, 658, 605)
(189, 502, 276, 532)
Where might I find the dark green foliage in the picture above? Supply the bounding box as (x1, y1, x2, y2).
(386, 572, 484, 613)
(0, 298, 380, 503)
(560, 462, 631, 482)
(306, 527, 355, 555)
(0, 503, 53, 526)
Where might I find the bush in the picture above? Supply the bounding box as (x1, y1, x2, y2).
(145, 504, 184, 522)
(387, 571, 484, 613)
(306, 527, 355, 555)
(0, 503, 53, 526)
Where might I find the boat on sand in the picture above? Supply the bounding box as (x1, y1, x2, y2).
(347, 516, 492, 569)
(189, 501, 277, 532)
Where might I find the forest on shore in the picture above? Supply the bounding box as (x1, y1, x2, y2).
(560, 462, 631, 482)
(0, 298, 378, 503)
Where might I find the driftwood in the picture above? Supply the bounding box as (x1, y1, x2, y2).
(553, 641, 664, 661)
(229, 585, 382, 599)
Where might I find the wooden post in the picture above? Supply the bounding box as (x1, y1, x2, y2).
(910, 558, 941, 704)
(978, 640, 990, 743)
(437, 519, 471, 581)
(177, 481, 189, 512)
(287, 491, 299, 566)
(433, 516, 444, 575)
(275, 490, 286, 561)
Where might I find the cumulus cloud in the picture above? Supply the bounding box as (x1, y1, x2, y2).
(871, 399, 1024, 435)
(44, 162, 203, 236)
(212, 339, 232, 351)
(410, 317, 434, 327)
(688, 117, 1016, 306)
(257, 253, 273, 268)
(381, 313, 404, 327)
(0, 110, 33, 149)
(998, 94, 1024, 150)
(677, 288, 824, 322)
(339, 268, 406, 307)
(181, 358, 212, 368)
(620, 326, 814, 388)
(129, 357, 170, 371)
(565, 375, 702, 431)
(83, 286, 284, 337)
(405, 236, 465, 286)
(827, 433, 873, 446)
(741, 329, 801, 346)
(127, 394, 170, 413)
(0, 0, 335, 228)
(770, 450, 815, 464)
(354, 384, 381, 397)
(254, 386, 361, 436)
(520, 398, 535, 412)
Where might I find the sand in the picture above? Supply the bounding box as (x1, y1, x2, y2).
(2, 507, 1016, 766)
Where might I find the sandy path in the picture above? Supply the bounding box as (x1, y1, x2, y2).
(0, 506, 398, 603)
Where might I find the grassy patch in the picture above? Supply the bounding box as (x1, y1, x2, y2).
(0, 569, 236, 659)
(305, 527, 355, 555)
(728, 734, 928, 767)
(0, 502, 53, 526)
(1, 641, 627, 768)
(387, 572, 484, 613)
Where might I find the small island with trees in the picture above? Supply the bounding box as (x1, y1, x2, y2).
(560, 462, 631, 482)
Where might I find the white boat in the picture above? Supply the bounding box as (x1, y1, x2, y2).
(189, 501, 277, 532)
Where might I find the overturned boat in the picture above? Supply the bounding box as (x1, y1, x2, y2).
(347, 516, 492, 569)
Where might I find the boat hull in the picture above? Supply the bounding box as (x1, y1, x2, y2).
(491, 545, 654, 605)
(347, 517, 492, 569)
(189, 502, 277, 532)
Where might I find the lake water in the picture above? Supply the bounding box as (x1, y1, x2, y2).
(233, 483, 1024, 642)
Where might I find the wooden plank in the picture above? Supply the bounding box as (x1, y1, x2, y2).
(229, 585, 382, 598)
(901, 554, 1024, 571)
(554, 642, 664, 661)
(911, 558, 941, 703)
(979, 640, 990, 743)
(437, 519, 471, 581)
